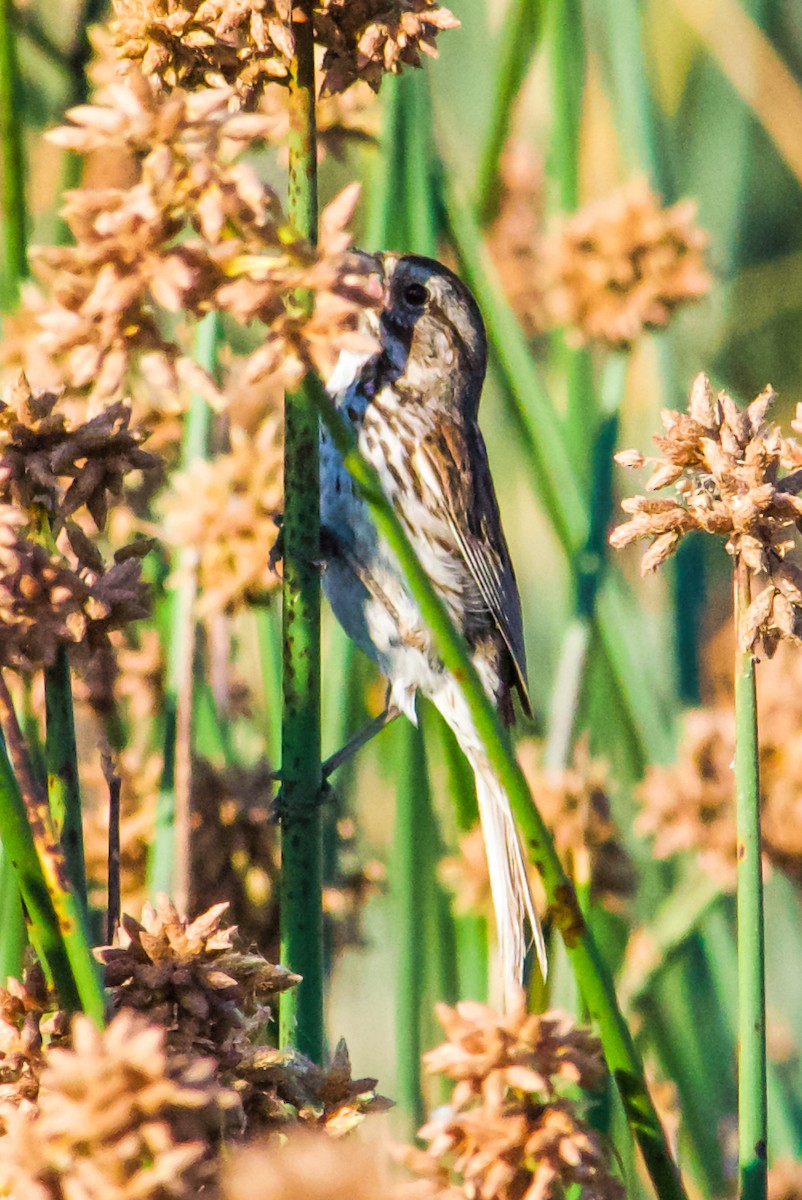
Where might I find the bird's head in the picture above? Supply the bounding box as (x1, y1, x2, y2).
(378, 254, 488, 419)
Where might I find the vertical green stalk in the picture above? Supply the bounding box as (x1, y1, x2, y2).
(733, 557, 767, 1200)
(0, 676, 105, 1022)
(278, 0, 323, 1062)
(474, 0, 544, 224)
(394, 714, 428, 1132)
(45, 646, 87, 915)
(149, 313, 217, 902)
(0, 0, 27, 309)
(544, 353, 627, 772)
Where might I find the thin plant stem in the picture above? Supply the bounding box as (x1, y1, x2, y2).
(104, 754, 121, 945)
(475, 0, 544, 224)
(0, 674, 105, 1021)
(149, 313, 217, 904)
(0, 0, 27, 309)
(0, 841, 25, 982)
(278, 0, 324, 1062)
(545, 353, 627, 773)
(394, 715, 428, 1133)
(44, 646, 88, 915)
(314, 392, 688, 1200)
(733, 556, 767, 1200)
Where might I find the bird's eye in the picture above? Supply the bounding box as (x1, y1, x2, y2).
(403, 282, 428, 307)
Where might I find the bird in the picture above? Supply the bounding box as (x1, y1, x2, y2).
(319, 252, 546, 1003)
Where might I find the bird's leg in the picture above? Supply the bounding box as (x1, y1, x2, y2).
(321, 700, 400, 778)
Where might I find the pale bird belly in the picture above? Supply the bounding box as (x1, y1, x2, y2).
(320, 416, 454, 722)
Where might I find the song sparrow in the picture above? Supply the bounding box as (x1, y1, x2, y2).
(320, 253, 545, 1000)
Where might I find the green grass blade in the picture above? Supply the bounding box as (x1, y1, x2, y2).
(475, 0, 545, 224)
(0, 0, 27, 309)
(0, 683, 105, 1022)
(44, 645, 87, 915)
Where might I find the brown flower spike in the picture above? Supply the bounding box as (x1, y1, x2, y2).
(611, 373, 802, 655)
(543, 180, 710, 348)
(400, 996, 621, 1200)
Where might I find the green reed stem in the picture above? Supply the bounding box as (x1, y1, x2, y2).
(734, 557, 767, 1200)
(0, 677, 104, 1021)
(314, 393, 687, 1200)
(278, 0, 323, 1063)
(395, 715, 428, 1133)
(44, 646, 87, 916)
(545, 354, 627, 772)
(475, 0, 544, 225)
(149, 314, 217, 903)
(0, 0, 27, 308)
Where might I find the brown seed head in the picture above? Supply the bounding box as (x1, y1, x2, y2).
(543, 179, 710, 348)
(612, 373, 802, 655)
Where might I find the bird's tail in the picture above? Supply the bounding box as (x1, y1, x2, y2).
(469, 751, 548, 1007)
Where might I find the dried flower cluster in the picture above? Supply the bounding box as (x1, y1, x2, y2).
(612, 373, 802, 654)
(161, 418, 282, 614)
(543, 180, 709, 347)
(0, 377, 154, 671)
(111, 0, 458, 99)
(0, 966, 68, 1130)
(0, 1012, 238, 1200)
(486, 144, 548, 339)
(188, 758, 280, 947)
(238, 1035, 392, 1136)
(401, 996, 622, 1200)
(637, 643, 802, 887)
(23, 72, 380, 411)
(442, 741, 632, 922)
(98, 897, 297, 1066)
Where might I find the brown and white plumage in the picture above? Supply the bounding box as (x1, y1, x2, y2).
(320, 252, 545, 1001)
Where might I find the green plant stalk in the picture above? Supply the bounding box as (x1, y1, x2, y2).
(44, 646, 87, 915)
(149, 313, 217, 901)
(278, 0, 323, 1062)
(475, 0, 544, 224)
(395, 715, 428, 1132)
(0, 0, 27, 308)
(0, 839, 24, 981)
(544, 354, 627, 772)
(314, 393, 687, 1200)
(734, 557, 767, 1200)
(0, 681, 105, 1021)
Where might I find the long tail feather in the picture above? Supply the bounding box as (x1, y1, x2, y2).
(471, 755, 547, 1007)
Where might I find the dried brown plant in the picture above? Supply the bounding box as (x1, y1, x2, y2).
(188, 757, 280, 948)
(0, 965, 68, 1129)
(611, 373, 802, 655)
(486, 144, 548, 339)
(223, 1132, 391, 1200)
(160, 417, 282, 615)
(97, 897, 299, 1066)
(111, 0, 458, 99)
(769, 1159, 802, 1200)
(400, 996, 621, 1200)
(0, 378, 154, 671)
(30, 71, 380, 409)
(543, 179, 710, 348)
(0, 1012, 238, 1200)
(237, 1035, 392, 1136)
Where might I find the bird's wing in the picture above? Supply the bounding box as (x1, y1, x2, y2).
(416, 417, 531, 718)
